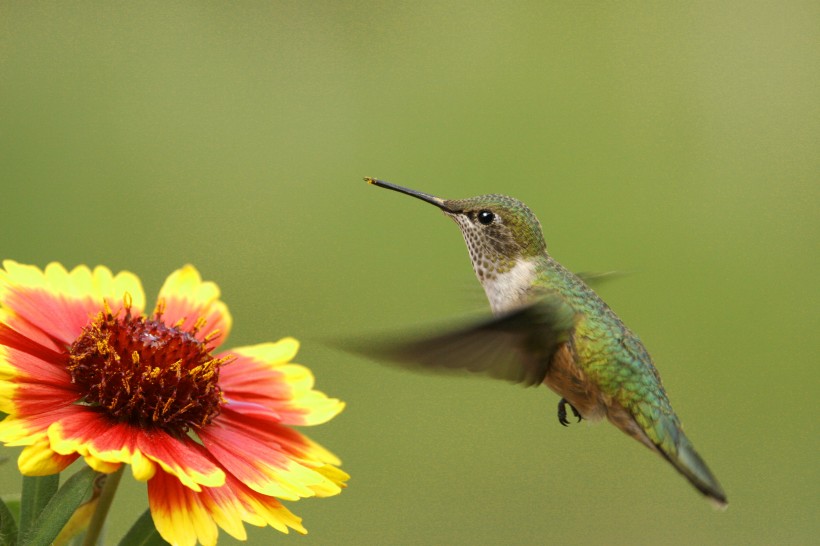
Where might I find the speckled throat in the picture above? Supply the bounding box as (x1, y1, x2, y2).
(447, 213, 538, 314)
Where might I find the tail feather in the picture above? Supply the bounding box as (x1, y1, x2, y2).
(658, 434, 728, 509)
(610, 405, 728, 508)
(649, 411, 728, 509)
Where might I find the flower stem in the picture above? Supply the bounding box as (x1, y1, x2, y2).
(82, 466, 124, 546)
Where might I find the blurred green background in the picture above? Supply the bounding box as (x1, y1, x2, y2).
(1, 2, 817, 545)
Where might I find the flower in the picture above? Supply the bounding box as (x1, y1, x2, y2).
(0, 261, 347, 545)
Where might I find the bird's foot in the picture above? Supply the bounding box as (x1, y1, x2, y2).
(557, 398, 583, 427)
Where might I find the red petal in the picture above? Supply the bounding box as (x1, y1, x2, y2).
(49, 411, 224, 491)
(0, 405, 79, 446)
(7, 381, 78, 417)
(0, 312, 63, 352)
(4, 289, 101, 346)
(199, 408, 336, 500)
(0, 324, 66, 367)
(220, 352, 342, 426)
(216, 406, 329, 462)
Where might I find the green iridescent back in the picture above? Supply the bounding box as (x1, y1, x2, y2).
(535, 256, 682, 452)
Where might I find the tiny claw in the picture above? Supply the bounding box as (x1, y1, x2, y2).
(571, 404, 582, 423)
(557, 399, 570, 426)
(557, 398, 583, 427)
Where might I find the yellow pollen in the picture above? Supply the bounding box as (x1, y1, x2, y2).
(154, 298, 166, 318)
(191, 316, 208, 334)
(162, 397, 175, 417)
(123, 292, 132, 310)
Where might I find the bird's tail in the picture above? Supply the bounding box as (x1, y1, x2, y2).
(611, 407, 727, 508)
(657, 429, 728, 510)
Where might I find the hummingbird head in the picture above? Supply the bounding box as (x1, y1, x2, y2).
(440, 194, 546, 275)
(366, 178, 547, 281)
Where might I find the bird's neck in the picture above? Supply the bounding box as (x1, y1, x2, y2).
(477, 257, 539, 315)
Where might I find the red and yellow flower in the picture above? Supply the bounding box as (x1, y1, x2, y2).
(0, 261, 347, 545)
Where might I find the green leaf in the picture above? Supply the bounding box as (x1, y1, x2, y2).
(0, 496, 19, 546)
(18, 474, 59, 540)
(19, 467, 95, 546)
(1, 497, 20, 526)
(118, 509, 168, 546)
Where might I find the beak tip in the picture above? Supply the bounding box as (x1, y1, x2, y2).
(364, 177, 451, 212)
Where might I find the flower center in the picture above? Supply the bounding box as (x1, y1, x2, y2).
(66, 300, 229, 435)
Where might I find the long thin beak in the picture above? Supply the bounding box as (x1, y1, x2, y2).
(365, 177, 452, 212)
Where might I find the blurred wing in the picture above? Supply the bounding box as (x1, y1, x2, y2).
(574, 270, 630, 288)
(343, 297, 575, 387)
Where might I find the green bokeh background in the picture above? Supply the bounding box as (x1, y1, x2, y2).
(1, 2, 817, 545)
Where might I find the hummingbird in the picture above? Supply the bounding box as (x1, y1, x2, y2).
(362, 177, 727, 508)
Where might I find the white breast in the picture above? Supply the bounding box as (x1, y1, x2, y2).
(479, 259, 538, 315)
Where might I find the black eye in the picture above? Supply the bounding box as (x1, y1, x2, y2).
(477, 210, 495, 225)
